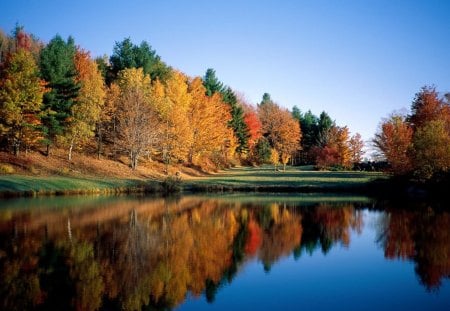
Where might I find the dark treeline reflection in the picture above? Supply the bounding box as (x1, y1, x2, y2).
(376, 204, 450, 290)
(0, 196, 449, 310)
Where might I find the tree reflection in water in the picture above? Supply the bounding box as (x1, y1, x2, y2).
(0, 196, 449, 310)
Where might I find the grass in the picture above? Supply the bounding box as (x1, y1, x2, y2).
(185, 165, 387, 193)
(0, 175, 158, 197)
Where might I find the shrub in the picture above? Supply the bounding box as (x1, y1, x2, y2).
(161, 174, 182, 194)
(0, 163, 15, 174)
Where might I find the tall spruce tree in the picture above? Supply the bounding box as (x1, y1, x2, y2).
(40, 35, 79, 155)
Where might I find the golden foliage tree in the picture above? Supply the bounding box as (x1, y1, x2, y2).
(63, 49, 105, 160)
(116, 67, 158, 170)
(0, 49, 47, 155)
(187, 77, 232, 167)
(153, 71, 193, 167)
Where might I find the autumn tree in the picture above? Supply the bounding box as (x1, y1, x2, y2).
(116, 67, 158, 170)
(412, 120, 450, 179)
(0, 49, 47, 155)
(313, 125, 356, 170)
(270, 148, 280, 171)
(152, 71, 193, 168)
(258, 95, 301, 170)
(187, 77, 231, 166)
(408, 86, 450, 129)
(349, 133, 365, 163)
(39, 35, 79, 156)
(62, 49, 105, 160)
(203, 69, 248, 155)
(373, 114, 414, 175)
(242, 105, 262, 150)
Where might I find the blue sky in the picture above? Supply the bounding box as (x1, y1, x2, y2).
(1, 0, 449, 151)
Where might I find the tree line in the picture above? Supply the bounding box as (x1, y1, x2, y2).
(0, 26, 364, 171)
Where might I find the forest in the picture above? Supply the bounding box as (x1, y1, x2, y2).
(1, 26, 450, 183)
(0, 26, 365, 174)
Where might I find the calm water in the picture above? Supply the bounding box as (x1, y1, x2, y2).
(0, 194, 449, 311)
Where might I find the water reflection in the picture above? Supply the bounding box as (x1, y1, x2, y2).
(376, 206, 450, 290)
(0, 195, 449, 310)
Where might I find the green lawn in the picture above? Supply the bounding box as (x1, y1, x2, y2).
(186, 165, 387, 192)
(0, 175, 147, 197)
(0, 165, 388, 197)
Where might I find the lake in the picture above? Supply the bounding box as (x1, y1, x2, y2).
(0, 194, 449, 310)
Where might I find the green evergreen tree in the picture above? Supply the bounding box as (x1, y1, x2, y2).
(260, 92, 273, 106)
(109, 38, 171, 83)
(221, 87, 249, 153)
(202, 68, 224, 96)
(317, 111, 333, 146)
(39, 35, 79, 155)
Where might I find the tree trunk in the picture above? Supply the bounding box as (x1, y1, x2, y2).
(68, 138, 74, 161)
(13, 141, 19, 156)
(96, 126, 102, 160)
(46, 144, 50, 157)
(131, 151, 138, 170)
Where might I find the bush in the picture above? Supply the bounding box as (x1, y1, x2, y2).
(161, 174, 182, 194)
(0, 163, 15, 174)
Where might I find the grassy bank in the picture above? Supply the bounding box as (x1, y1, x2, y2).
(184, 165, 387, 193)
(0, 163, 388, 198)
(0, 175, 160, 198)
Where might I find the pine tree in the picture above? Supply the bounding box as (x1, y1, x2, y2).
(39, 35, 79, 155)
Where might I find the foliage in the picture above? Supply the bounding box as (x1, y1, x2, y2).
(187, 77, 231, 166)
(161, 174, 182, 194)
(313, 125, 363, 170)
(373, 114, 413, 175)
(374, 86, 450, 179)
(62, 49, 105, 160)
(412, 120, 450, 179)
(258, 95, 301, 170)
(270, 148, 280, 170)
(116, 68, 157, 170)
(39, 35, 79, 155)
(254, 137, 271, 164)
(203, 69, 249, 155)
(109, 38, 171, 82)
(0, 49, 47, 155)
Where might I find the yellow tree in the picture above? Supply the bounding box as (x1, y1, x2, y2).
(116, 67, 158, 170)
(270, 148, 280, 171)
(64, 49, 105, 160)
(0, 49, 47, 155)
(153, 71, 193, 167)
(187, 77, 231, 166)
(277, 110, 301, 171)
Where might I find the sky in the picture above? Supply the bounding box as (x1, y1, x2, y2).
(1, 0, 449, 152)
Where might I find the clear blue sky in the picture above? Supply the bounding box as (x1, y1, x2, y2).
(1, 0, 449, 151)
